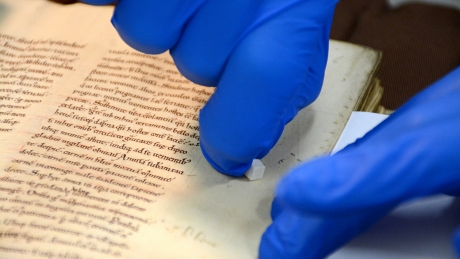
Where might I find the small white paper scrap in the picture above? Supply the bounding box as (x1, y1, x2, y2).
(332, 111, 388, 154)
(245, 159, 265, 181)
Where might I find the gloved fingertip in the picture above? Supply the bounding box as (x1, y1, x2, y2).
(274, 155, 356, 215)
(259, 226, 282, 259)
(110, 4, 179, 55)
(170, 47, 220, 87)
(110, 17, 169, 55)
(200, 141, 252, 177)
(275, 161, 320, 207)
(80, 0, 115, 5)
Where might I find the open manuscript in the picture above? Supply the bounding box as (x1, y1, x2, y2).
(0, 1, 381, 258)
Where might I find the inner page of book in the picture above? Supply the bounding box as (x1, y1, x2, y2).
(0, 1, 380, 258)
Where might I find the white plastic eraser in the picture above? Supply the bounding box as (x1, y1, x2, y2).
(244, 159, 265, 181)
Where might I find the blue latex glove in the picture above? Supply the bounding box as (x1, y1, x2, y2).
(81, 0, 339, 176)
(260, 66, 460, 258)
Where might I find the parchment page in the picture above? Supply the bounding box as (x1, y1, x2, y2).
(0, 1, 381, 259)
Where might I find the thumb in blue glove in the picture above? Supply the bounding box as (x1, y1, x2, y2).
(80, 0, 339, 176)
(260, 66, 460, 258)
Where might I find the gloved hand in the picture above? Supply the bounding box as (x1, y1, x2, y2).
(260, 66, 460, 258)
(80, 0, 339, 176)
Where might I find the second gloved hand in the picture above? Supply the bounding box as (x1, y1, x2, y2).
(260, 66, 460, 258)
(81, 0, 339, 176)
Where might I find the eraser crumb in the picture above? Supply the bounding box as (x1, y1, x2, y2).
(245, 159, 265, 181)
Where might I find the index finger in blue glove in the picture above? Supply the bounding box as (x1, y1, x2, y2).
(111, 0, 204, 54)
(199, 0, 337, 175)
(276, 66, 460, 215)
